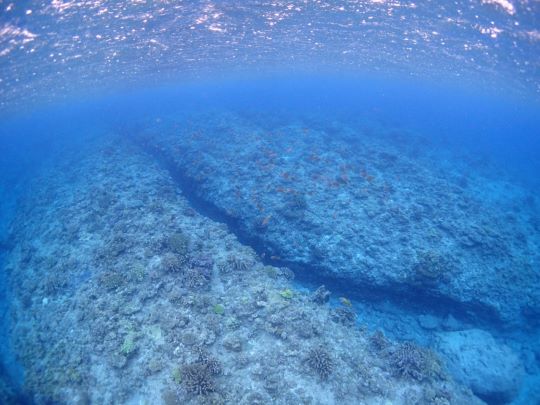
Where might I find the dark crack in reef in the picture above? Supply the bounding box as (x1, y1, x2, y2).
(131, 111, 540, 329)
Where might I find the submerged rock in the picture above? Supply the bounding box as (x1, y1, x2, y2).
(435, 329, 525, 403)
(442, 314, 461, 331)
(417, 314, 440, 330)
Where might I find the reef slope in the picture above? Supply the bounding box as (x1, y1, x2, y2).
(134, 111, 540, 327)
(4, 134, 482, 404)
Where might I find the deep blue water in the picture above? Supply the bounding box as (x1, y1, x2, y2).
(1, 1, 540, 404)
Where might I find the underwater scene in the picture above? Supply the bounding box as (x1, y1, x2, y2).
(1, 1, 540, 405)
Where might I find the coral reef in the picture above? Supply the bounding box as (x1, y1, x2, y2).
(167, 232, 190, 256)
(227, 256, 252, 272)
(306, 346, 334, 380)
(1, 131, 500, 404)
(388, 341, 442, 382)
(136, 111, 540, 326)
(183, 266, 212, 288)
(161, 253, 187, 273)
(412, 251, 453, 285)
(311, 285, 331, 304)
(98, 270, 125, 290)
(181, 363, 216, 396)
(331, 307, 357, 326)
(369, 330, 390, 352)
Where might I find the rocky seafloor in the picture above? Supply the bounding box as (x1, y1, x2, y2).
(1, 112, 539, 404)
(133, 110, 540, 328)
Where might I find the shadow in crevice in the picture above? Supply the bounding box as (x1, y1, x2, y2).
(0, 363, 32, 405)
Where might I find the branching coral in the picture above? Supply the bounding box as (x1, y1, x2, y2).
(43, 272, 67, 295)
(189, 253, 214, 269)
(184, 266, 211, 288)
(412, 251, 452, 284)
(161, 253, 185, 273)
(306, 346, 334, 380)
(167, 232, 190, 256)
(331, 307, 357, 326)
(179, 253, 213, 287)
(199, 356, 222, 376)
(389, 342, 441, 381)
(369, 330, 390, 352)
(182, 363, 217, 396)
(162, 233, 190, 272)
(98, 271, 125, 290)
(227, 255, 251, 272)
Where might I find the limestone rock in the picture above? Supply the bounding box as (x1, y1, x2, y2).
(435, 329, 524, 403)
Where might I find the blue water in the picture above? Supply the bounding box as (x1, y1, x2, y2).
(1, 1, 540, 404)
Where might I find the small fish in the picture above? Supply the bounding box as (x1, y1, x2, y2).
(261, 215, 272, 226)
(339, 173, 350, 184)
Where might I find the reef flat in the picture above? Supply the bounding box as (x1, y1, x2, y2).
(3, 133, 486, 404)
(133, 111, 540, 328)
